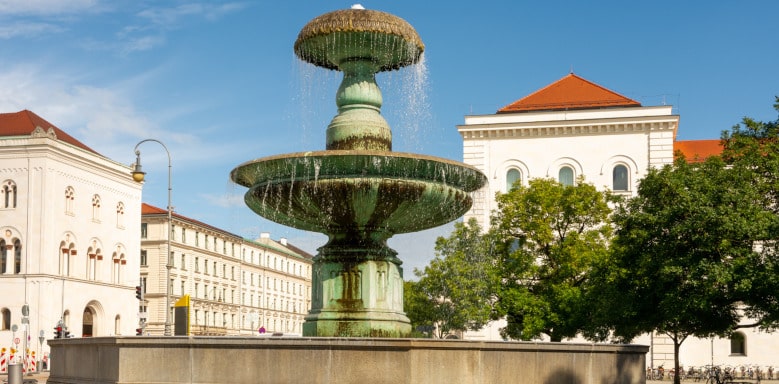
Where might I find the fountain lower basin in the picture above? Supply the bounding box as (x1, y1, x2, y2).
(231, 150, 487, 237)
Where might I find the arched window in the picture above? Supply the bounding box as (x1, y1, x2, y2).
(506, 169, 522, 191)
(613, 164, 629, 191)
(0, 239, 6, 274)
(1, 308, 10, 330)
(92, 194, 101, 221)
(558, 166, 574, 186)
(730, 332, 746, 355)
(65, 187, 75, 214)
(116, 202, 125, 228)
(13, 239, 21, 274)
(2, 180, 17, 209)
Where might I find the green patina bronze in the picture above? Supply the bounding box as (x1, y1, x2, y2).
(230, 7, 486, 337)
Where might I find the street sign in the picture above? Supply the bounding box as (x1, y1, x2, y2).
(14, 337, 20, 345)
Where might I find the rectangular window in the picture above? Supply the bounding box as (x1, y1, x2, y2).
(181, 254, 186, 270)
(182, 228, 186, 243)
(140, 223, 148, 239)
(195, 257, 199, 272)
(140, 250, 147, 266)
(195, 232, 200, 246)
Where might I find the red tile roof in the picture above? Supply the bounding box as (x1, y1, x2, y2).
(0, 110, 99, 155)
(142, 202, 241, 239)
(674, 139, 723, 162)
(498, 73, 641, 113)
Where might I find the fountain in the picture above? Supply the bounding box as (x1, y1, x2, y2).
(47, 8, 649, 382)
(230, 6, 487, 337)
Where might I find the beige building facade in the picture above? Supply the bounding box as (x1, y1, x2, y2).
(140, 204, 313, 336)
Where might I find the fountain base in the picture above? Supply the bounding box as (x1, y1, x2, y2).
(304, 247, 411, 337)
(48, 337, 649, 384)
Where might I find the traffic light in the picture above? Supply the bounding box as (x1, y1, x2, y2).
(54, 326, 62, 339)
(135, 285, 143, 300)
(136, 328, 143, 336)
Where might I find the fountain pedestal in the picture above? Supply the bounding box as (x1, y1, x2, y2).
(305, 256, 409, 337)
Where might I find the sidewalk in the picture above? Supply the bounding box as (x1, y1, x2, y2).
(1, 371, 49, 384)
(648, 379, 779, 383)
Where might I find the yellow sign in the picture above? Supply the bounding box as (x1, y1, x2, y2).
(174, 294, 190, 336)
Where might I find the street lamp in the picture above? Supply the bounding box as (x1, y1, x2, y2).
(132, 139, 173, 336)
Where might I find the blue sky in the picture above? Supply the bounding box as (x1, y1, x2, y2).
(1, 1, 777, 275)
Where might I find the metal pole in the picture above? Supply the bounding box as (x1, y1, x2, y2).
(133, 139, 173, 336)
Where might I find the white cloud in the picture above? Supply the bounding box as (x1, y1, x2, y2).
(0, 22, 63, 39)
(136, 2, 247, 27)
(120, 34, 166, 54)
(0, 64, 157, 147)
(0, 0, 101, 15)
(201, 192, 245, 209)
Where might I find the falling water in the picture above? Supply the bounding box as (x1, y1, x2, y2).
(381, 53, 431, 153)
(292, 57, 339, 150)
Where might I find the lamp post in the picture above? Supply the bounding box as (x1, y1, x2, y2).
(132, 139, 173, 336)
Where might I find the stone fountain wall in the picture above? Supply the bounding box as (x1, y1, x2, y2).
(48, 337, 648, 384)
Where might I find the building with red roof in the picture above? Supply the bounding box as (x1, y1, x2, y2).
(457, 73, 747, 368)
(0, 109, 143, 350)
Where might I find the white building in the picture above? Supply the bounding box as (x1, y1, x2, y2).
(140, 203, 313, 336)
(458, 74, 776, 370)
(0, 110, 143, 361)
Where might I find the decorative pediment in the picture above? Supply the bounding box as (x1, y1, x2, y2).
(31, 126, 57, 139)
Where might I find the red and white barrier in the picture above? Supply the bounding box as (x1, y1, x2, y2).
(0, 348, 8, 373)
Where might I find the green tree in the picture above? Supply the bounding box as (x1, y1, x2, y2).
(721, 97, 779, 326)
(491, 178, 612, 342)
(403, 280, 436, 337)
(594, 155, 771, 384)
(412, 218, 497, 338)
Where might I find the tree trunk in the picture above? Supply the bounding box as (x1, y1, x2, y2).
(673, 338, 681, 384)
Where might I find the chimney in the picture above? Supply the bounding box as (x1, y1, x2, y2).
(280, 238, 287, 246)
(260, 232, 270, 239)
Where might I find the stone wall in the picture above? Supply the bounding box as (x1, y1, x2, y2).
(48, 337, 648, 384)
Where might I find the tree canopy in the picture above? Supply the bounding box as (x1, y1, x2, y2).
(491, 178, 612, 341)
(721, 96, 779, 326)
(589, 99, 779, 384)
(408, 218, 497, 338)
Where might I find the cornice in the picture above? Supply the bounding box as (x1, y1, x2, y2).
(458, 115, 679, 140)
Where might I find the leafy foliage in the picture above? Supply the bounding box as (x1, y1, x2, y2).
(410, 218, 498, 338)
(721, 96, 779, 326)
(491, 178, 612, 341)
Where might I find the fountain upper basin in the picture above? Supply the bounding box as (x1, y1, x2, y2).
(230, 150, 486, 236)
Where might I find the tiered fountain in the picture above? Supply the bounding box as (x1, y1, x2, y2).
(230, 6, 487, 337)
(48, 7, 649, 383)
